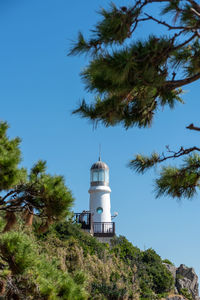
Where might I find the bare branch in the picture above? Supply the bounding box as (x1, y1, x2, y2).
(173, 32, 197, 51)
(191, 7, 200, 17)
(166, 72, 200, 88)
(186, 123, 200, 131)
(157, 146, 200, 163)
(144, 13, 188, 30)
(188, 0, 200, 14)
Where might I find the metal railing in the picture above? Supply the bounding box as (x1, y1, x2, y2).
(93, 222, 115, 237)
(74, 213, 115, 237)
(74, 212, 91, 230)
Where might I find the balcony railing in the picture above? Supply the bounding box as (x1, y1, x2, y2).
(74, 212, 91, 230)
(74, 213, 115, 237)
(93, 222, 115, 237)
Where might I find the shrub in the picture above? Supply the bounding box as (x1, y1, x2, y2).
(180, 288, 193, 300)
(163, 259, 174, 266)
(0, 230, 87, 299)
(110, 236, 174, 297)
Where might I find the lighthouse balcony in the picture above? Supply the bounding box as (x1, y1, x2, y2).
(93, 222, 115, 237)
(74, 213, 115, 237)
(74, 212, 91, 230)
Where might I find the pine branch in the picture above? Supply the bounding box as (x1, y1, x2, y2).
(129, 146, 200, 173)
(144, 13, 187, 30)
(155, 153, 200, 198)
(166, 72, 200, 88)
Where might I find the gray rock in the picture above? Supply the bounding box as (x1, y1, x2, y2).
(163, 263, 200, 300)
(176, 264, 199, 300)
(164, 263, 177, 280)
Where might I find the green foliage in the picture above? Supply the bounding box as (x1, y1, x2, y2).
(0, 218, 182, 299)
(38, 225, 139, 299)
(111, 235, 141, 263)
(141, 249, 174, 295)
(70, 0, 200, 129)
(95, 3, 137, 45)
(129, 152, 160, 173)
(111, 236, 174, 298)
(0, 229, 87, 299)
(0, 121, 27, 191)
(155, 153, 200, 199)
(53, 221, 107, 258)
(70, 0, 200, 200)
(130, 150, 200, 200)
(163, 259, 174, 266)
(28, 161, 74, 221)
(0, 231, 36, 275)
(69, 3, 140, 56)
(180, 288, 193, 300)
(1, 160, 74, 230)
(0, 123, 74, 233)
(176, 273, 184, 280)
(73, 36, 184, 129)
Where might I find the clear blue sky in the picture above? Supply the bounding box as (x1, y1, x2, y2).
(1, 0, 200, 279)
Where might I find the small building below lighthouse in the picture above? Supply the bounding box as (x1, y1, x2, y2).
(75, 157, 116, 243)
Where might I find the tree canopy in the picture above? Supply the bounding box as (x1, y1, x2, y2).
(0, 121, 74, 232)
(70, 0, 200, 200)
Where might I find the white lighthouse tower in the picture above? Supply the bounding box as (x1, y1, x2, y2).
(88, 156, 115, 242)
(74, 156, 115, 243)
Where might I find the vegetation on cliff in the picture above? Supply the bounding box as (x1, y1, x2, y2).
(0, 216, 176, 299)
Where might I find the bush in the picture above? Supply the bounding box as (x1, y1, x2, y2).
(0, 230, 87, 299)
(0, 221, 176, 299)
(54, 221, 108, 258)
(180, 288, 193, 300)
(110, 236, 174, 297)
(163, 259, 174, 266)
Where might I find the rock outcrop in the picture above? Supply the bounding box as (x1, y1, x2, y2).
(164, 263, 199, 300)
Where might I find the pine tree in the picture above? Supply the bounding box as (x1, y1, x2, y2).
(0, 123, 84, 299)
(0, 122, 74, 232)
(70, 0, 200, 199)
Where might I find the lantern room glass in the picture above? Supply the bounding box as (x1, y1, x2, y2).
(91, 169, 109, 184)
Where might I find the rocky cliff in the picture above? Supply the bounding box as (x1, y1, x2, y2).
(164, 263, 199, 300)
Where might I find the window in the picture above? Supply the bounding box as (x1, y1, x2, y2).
(98, 170, 105, 181)
(96, 207, 103, 214)
(92, 171, 99, 182)
(91, 169, 108, 183)
(105, 170, 109, 183)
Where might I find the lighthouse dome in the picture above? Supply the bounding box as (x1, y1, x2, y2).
(91, 160, 109, 170)
(90, 158, 109, 186)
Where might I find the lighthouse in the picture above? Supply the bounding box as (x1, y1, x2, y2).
(89, 157, 111, 224)
(75, 156, 115, 243)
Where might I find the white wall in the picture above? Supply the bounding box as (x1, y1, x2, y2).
(89, 185, 111, 223)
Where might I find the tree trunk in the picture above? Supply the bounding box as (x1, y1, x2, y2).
(37, 217, 53, 234)
(0, 280, 6, 295)
(3, 211, 17, 232)
(23, 207, 33, 226)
